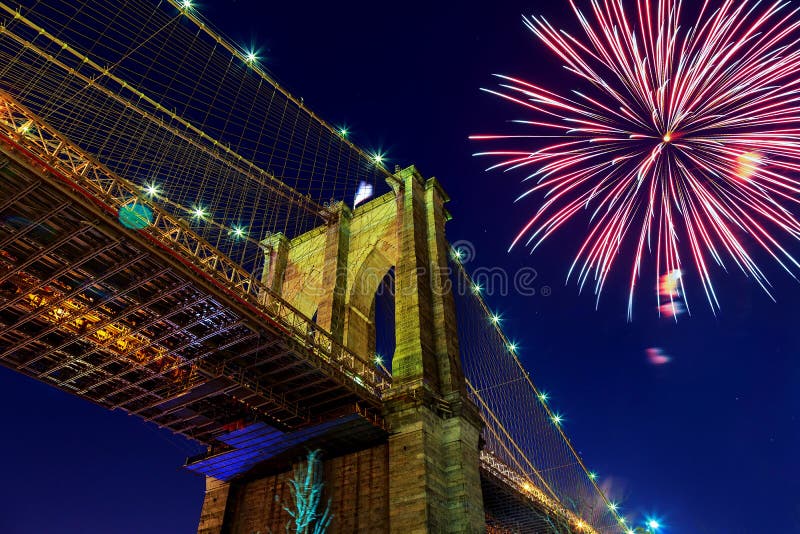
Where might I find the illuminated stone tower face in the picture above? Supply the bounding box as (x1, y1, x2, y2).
(200, 166, 484, 533)
(381, 166, 485, 534)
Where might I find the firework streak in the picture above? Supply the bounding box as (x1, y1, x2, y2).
(473, 0, 800, 317)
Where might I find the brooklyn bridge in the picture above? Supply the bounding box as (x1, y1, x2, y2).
(0, 1, 628, 532)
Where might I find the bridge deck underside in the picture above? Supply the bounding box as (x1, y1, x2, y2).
(0, 148, 380, 444)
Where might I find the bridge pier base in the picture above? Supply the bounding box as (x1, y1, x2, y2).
(385, 389, 484, 534)
(196, 477, 231, 534)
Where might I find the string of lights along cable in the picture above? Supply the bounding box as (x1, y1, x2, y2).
(0, 0, 390, 276)
(451, 251, 651, 533)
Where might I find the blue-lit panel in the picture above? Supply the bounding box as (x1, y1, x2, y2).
(186, 413, 381, 481)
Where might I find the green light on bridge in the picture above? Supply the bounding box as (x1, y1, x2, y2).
(118, 203, 153, 230)
(143, 183, 160, 198)
(192, 206, 208, 220)
(231, 225, 247, 239)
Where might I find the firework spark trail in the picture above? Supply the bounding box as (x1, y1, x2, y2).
(474, 0, 800, 317)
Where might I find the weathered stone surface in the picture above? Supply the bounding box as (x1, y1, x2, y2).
(203, 445, 389, 534)
(197, 477, 232, 534)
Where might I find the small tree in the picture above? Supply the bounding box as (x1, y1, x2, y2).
(283, 449, 332, 534)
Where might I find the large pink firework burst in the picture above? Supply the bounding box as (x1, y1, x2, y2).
(474, 0, 800, 317)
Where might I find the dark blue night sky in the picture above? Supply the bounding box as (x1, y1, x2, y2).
(1, 1, 798, 533)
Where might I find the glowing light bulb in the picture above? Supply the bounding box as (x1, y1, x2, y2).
(339, 127, 349, 137)
(452, 248, 464, 260)
(647, 519, 661, 530)
(490, 313, 501, 324)
(245, 51, 258, 63)
(373, 153, 384, 164)
(472, 282, 482, 294)
(231, 225, 246, 239)
(588, 471, 598, 480)
(551, 412, 563, 425)
(374, 354, 383, 365)
(507, 342, 517, 352)
(608, 502, 619, 512)
(143, 183, 160, 197)
(538, 391, 549, 402)
(180, 0, 192, 9)
(192, 206, 207, 219)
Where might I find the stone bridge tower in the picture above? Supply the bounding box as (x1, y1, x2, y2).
(198, 166, 484, 533)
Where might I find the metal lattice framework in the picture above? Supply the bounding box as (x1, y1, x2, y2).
(0, 92, 386, 397)
(0, 92, 388, 445)
(0, 0, 392, 273)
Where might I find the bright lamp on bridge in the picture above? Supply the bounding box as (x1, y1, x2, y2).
(143, 183, 160, 197)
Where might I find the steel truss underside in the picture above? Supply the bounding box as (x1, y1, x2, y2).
(0, 148, 381, 445)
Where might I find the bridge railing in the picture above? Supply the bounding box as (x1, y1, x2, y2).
(0, 92, 390, 401)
